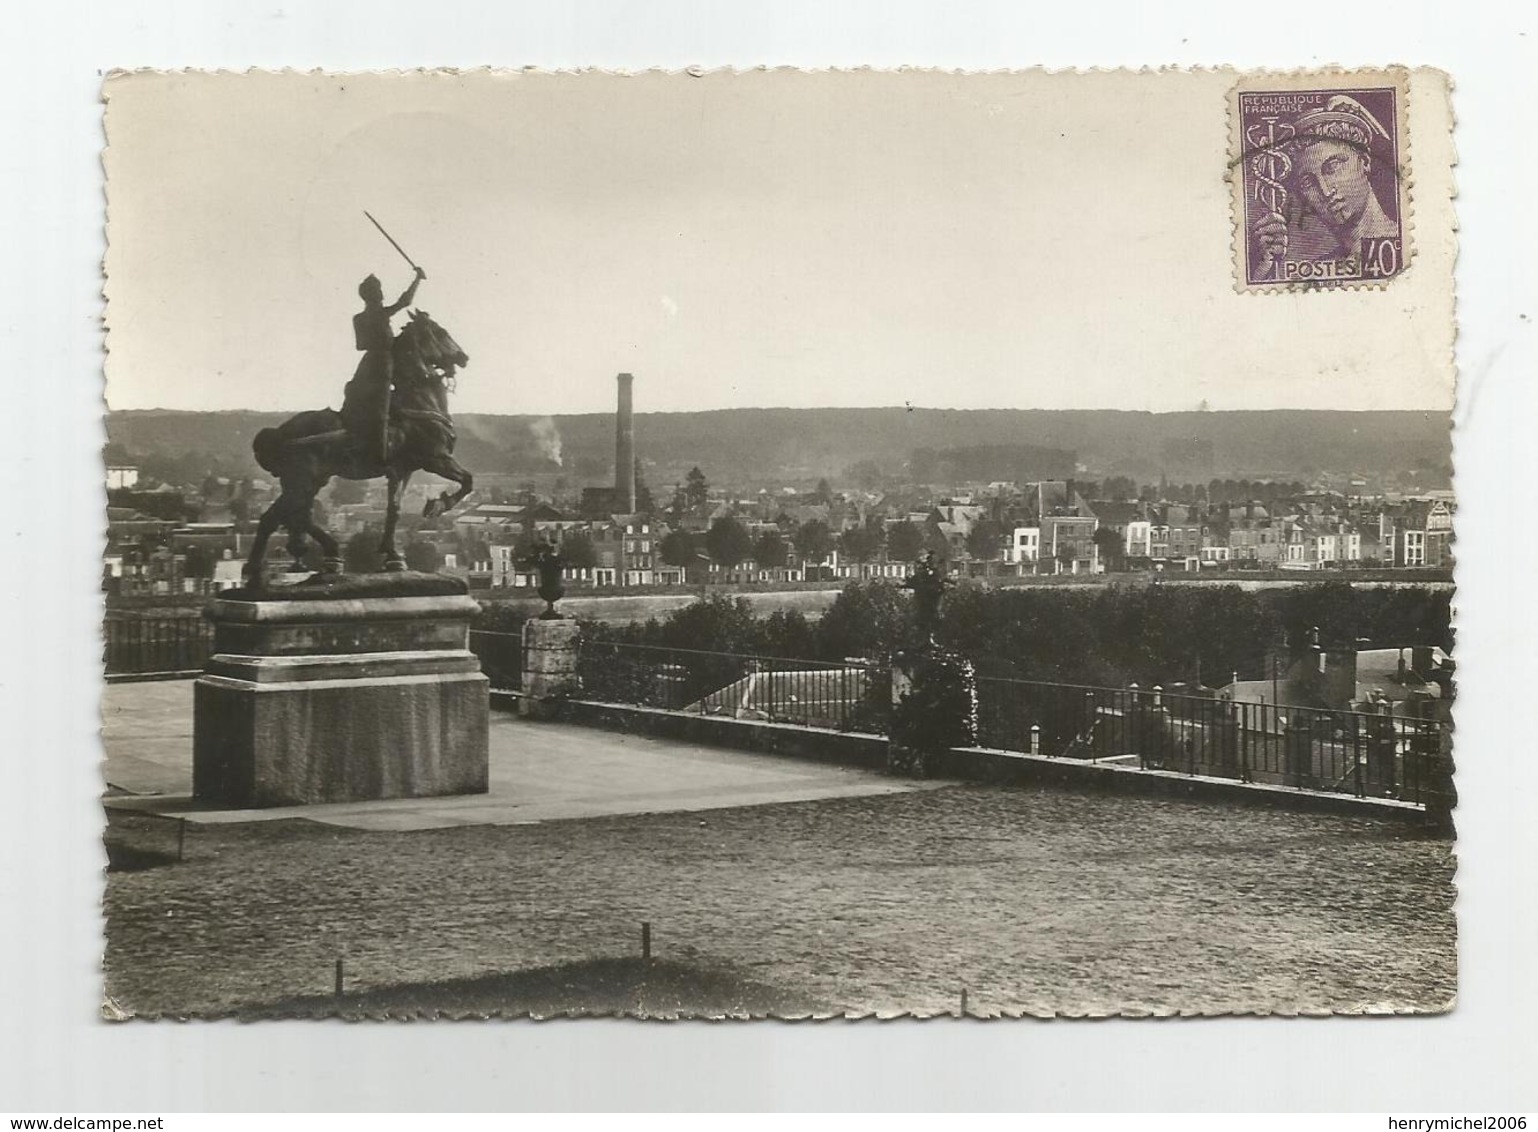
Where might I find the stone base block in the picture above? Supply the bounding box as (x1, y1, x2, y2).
(193, 585, 489, 807)
(195, 662, 489, 807)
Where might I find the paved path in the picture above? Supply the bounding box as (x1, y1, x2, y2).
(101, 681, 934, 831)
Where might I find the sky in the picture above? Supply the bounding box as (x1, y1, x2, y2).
(103, 69, 1456, 416)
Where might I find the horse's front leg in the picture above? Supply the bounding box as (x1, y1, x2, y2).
(421, 455, 474, 518)
(379, 469, 407, 572)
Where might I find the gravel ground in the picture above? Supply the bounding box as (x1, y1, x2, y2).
(247, 957, 821, 1020)
(103, 785, 1456, 1018)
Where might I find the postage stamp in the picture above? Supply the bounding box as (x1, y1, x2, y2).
(1230, 69, 1412, 291)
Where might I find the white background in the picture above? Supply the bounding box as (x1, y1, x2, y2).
(1, 0, 1533, 1113)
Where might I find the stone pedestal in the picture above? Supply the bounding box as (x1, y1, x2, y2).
(520, 617, 582, 718)
(193, 572, 489, 807)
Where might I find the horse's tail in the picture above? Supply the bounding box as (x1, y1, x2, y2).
(252, 427, 287, 476)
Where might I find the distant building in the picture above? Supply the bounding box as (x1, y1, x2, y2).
(171, 522, 244, 558)
(453, 501, 562, 537)
(1219, 642, 1452, 720)
(211, 558, 246, 591)
(490, 516, 659, 589)
(931, 503, 987, 535)
(453, 502, 529, 535)
(1004, 526, 1040, 567)
(1040, 515, 1100, 574)
(608, 515, 659, 587)
(1379, 499, 1453, 568)
(833, 560, 907, 582)
(1125, 520, 1153, 560)
(1228, 520, 1283, 567)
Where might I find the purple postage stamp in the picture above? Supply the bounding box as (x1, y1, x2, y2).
(1230, 71, 1410, 291)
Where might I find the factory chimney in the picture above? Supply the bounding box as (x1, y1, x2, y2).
(614, 372, 636, 514)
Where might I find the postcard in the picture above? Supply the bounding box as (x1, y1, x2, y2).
(101, 67, 1456, 1019)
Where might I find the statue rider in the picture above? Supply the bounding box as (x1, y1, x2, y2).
(340, 267, 425, 464)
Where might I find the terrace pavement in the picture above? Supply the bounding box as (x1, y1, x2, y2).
(101, 680, 937, 832)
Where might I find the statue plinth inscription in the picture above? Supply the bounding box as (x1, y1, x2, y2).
(193, 572, 489, 807)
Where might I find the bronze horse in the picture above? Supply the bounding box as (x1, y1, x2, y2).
(245, 310, 474, 585)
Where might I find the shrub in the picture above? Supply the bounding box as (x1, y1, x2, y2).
(888, 648, 978, 775)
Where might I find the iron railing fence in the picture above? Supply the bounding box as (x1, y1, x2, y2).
(974, 675, 1446, 804)
(578, 640, 892, 735)
(105, 616, 520, 686)
(100, 615, 1449, 808)
(103, 613, 215, 679)
(468, 629, 524, 691)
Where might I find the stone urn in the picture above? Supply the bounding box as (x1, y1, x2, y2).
(532, 543, 566, 619)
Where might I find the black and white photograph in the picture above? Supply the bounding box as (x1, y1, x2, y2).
(92, 66, 1465, 1021)
(9, 0, 1538, 1113)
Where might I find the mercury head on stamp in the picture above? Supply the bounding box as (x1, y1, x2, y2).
(1237, 83, 1406, 289)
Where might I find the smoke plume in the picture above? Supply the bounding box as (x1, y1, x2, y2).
(529, 416, 564, 466)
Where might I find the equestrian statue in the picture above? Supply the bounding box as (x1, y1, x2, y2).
(244, 216, 475, 586)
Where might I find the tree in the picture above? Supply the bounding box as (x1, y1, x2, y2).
(887, 520, 925, 562)
(812, 477, 833, 505)
(181, 544, 214, 579)
(506, 530, 541, 566)
(561, 531, 599, 570)
(845, 459, 887, 492)
(666, 484, 689, 521)
(103, 441, 135, 467)
(908, 448, 938, 482)
(633, 458, 657, 515)
(1103, 476, 1137, 501)
(228, 478, 255, 523)
(925, 522, 954, 563)
(839, 522, 884, 563)
(460, 535, 491, 570)
(656, 594, 762, 655)
(404, 539, 443, 573)
(815, 581, 912, 660)
(752, 529, 788, 569)
(684, 466, 710, 509)
(705, 516, 752, 568)
(1093, 526, 1125, 572)
(344, 527, 383, 573)
(660, 529, 700, 568)
(965, 519, 1006, 562)
(793, 519, 836, 565)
